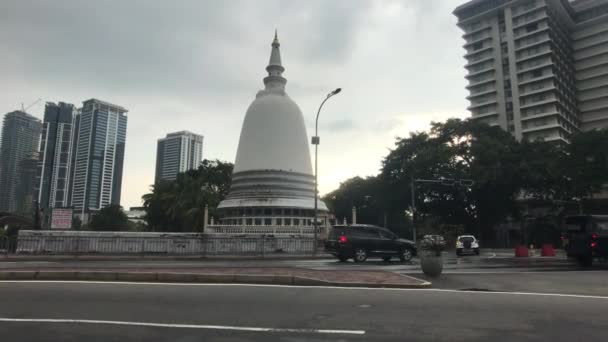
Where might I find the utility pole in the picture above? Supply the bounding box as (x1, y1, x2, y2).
(410, 176, 416, 243)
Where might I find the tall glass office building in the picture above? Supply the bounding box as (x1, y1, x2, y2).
(70, 99, 128, 220)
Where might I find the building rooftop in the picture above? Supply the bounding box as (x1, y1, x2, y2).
(82, 98, 128, 113)
(164, 130, 204, 138)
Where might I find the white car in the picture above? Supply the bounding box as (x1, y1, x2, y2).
(456, 235, 480, 256)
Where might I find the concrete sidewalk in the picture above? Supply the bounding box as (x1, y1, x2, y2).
(0, 267, 430, 288)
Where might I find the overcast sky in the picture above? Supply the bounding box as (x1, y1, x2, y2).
(1, 0, 470, 209)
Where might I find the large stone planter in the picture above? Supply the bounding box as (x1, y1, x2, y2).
(420, 251, 443, 277)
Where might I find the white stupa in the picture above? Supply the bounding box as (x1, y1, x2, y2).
(217, 31, 328, 227)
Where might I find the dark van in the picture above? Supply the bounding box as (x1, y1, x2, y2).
(563, 215, 608, 266)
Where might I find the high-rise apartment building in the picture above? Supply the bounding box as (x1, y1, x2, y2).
(16, 153, 40, 215)
(36, 102, 76, 210)
(155, 131, 203, 182)
(0, 111, 42, 213)
(454, 0, 608, 143)
(70, 99, 128, 218)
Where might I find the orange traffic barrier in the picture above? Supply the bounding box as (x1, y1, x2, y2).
(541, 244, 555, 257)
(515, 245, 529, 257)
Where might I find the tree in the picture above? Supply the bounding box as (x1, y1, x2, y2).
(562, 129, 608, 200)
(379, 118, 524, 240)
(89, 204, 130, 231)
(142, 159, 233, 232)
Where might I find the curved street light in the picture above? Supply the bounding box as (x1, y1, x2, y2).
(312, 88, 341, 254)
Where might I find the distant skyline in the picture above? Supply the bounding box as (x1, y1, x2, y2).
(0, 0, 470, 209)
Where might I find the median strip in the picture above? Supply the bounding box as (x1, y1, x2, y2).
(0, 268, 430, 288)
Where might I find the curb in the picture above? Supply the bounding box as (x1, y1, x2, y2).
(0, 271, 431, 289)
(0, 254, 334, 262)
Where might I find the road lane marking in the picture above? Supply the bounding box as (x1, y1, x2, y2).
(2, 280, 608, 300)
(0, 318, 365, 335)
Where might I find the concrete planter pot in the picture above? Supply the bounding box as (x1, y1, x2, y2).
(420, 251, 443, 277)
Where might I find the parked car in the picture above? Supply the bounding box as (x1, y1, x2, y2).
(324, 224, 417, 263)
(563, 215, 608, 267)
(456, 235, 480, 256)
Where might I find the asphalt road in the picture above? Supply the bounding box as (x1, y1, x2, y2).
(4, 252, 608, 296)
(1, 281, 607, 341)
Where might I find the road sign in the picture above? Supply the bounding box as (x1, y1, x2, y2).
(51, 208, 73, 229)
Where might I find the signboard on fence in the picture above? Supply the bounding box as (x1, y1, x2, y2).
(51, 208, 73, 229)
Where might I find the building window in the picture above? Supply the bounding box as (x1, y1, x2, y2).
(293, 219, 300, 226)
(526, 23, 538, 33)
(284, 218, 291, 226)
(246, 218, 252, 225)
(532, 69, 543, 78)
(254, 218, 262, 225)
(264, 218, 272, 225)
(275, 218, 282, 226)
(473, 42, 483, 51)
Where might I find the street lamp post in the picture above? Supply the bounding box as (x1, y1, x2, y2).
(312, 88, 341, 255)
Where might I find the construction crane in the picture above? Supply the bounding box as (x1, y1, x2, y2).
(21, 98, 42, 113)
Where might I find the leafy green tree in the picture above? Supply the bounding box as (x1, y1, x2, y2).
(380, 119, 524, 240)
(562, 129, 608, 200)
(142, 159, 233, 232)
(89, 204, 130, 231)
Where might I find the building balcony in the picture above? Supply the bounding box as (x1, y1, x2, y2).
(574, 54, 608, 72)
(516, 60, 553, 74)
(465, 66, 495, 79)
(519, 98, 556, 110)
(514, 38, 551, 52)
(467, 88, 498, 100)
(579, 99, 608, 113)
(577, 86, 608, 102)
(521, 111, 559, 122)
(464, 45, 493, 58)
(461, 25, 492, 38)
(466, 77, 495, 89)
(519, 85, 556, 98)
(465, 55, 494, 68)
(464, 34, 493, 48)
(514, 26, 550, 41)
(518, 73, 554, 86)
(468, 98, 498, 111)
(471, 111, 499, 119)
(512, 14, 549, 30)
(516, 49, 551, 64)
(511, 4, 548, 20)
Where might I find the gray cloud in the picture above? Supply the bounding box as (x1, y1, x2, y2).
(0, 0, 471, 207)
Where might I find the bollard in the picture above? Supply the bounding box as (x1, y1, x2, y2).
(515, 245, 529, 257)
(541, 244, 555, 257)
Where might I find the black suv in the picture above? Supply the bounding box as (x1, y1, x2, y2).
(325, 224, 417, 263)
(563, 215, 608, 266)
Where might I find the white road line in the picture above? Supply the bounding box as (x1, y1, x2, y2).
(2, 280, 608, 299)
(399, 274, 432, 286)
(0, 318, 365, 335)
(400, 270, 604, 275)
